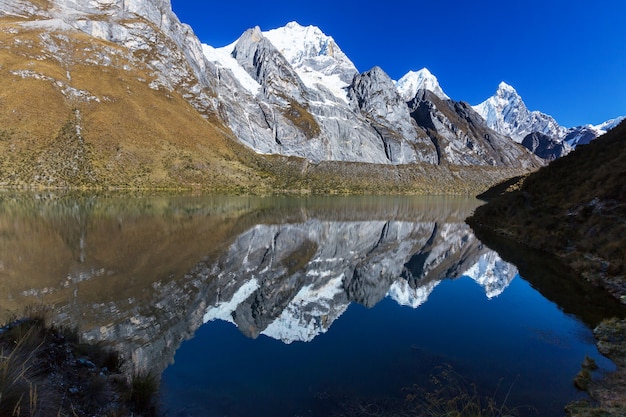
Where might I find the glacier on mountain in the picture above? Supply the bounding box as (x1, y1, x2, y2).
(263, 21, 358, 103)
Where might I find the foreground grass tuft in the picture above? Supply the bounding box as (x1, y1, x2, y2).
(0, 306, 158, 416)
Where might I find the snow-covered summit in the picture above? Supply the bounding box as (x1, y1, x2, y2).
(473, 82, 566, 143)
(261, 21, 358, 102)
(564, 115, 626, 147)
(396, 68, 450, 101)
(263, 22, 357, 78)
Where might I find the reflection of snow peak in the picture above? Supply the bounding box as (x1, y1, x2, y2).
(463, 252, 518, 299)
(201, 216, 521, 344)
(387, 279, 440, 308)
(203, 278, 259, 324)
(261, 274, 348, 344)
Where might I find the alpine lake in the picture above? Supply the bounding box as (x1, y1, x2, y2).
(0, 192, 623, 417)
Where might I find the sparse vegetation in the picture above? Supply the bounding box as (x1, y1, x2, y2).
(324, 365, 530, 417)
(281, 99, 321, 139)
(468, 120, 626, 302)
(0, 306, 158, 417)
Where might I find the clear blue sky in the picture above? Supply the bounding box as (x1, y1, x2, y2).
(171, 0, 625, 127)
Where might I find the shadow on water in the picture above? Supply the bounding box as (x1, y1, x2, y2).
(469, 224, 626, 327)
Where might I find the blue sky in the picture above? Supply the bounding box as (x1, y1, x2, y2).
(171, 0, 625, 127)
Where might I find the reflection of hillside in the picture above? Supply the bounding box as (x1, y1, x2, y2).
(0, 193, 513, 374)
(0, 193, 272, 371)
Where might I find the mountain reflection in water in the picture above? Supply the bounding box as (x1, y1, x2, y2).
(0, 193, 513, 368)
(204, 219, 516, 344)
(0, 193, 618, 417)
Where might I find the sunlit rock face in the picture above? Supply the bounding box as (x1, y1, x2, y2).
(408, 90, 543, 168)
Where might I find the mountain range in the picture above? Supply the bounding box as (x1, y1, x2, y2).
(0, 0, 620, 190)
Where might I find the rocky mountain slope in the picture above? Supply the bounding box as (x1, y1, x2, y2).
(0, 0, 273, 190)
(0, 1, 545, 192)
(207, 22, 541, 168)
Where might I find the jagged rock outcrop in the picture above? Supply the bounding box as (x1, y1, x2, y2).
(409, 90, 544, 168)
(522, 132, 571, 160)
(348, 67, 438, 163)
(206, 22, 542, 167)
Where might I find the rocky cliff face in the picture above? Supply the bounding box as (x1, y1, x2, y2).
(409, 90, 542, 168)
(205, 22, 542, 167)
(522, 132, 570, 160)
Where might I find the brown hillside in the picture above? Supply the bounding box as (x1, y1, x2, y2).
(0, 22, 269, 191)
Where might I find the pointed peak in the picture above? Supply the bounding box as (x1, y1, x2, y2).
(269, 21, 324, 36)
(396, 67, 449, 101)
(238, 26, 264, 43)
(409, 67, 433, 77)
(262, 21, 357, 76)
(285, 21, 303, 29)
(496, 82, 518, 95)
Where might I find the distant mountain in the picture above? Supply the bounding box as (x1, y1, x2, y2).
(564, 116, 626, 147)
(474, 82, 623, 160)
(205, 22, 541, 168)
(473, 82, 567, 143)
(396, 68, 450, 101)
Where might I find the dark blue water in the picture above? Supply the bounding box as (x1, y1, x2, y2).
(160, 275, 612, 417)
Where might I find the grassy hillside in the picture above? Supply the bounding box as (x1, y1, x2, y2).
(468, 120, 626, 302)
(0, 22, 272, 191)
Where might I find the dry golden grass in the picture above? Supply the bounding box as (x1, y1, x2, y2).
(0, 22, 269, 191)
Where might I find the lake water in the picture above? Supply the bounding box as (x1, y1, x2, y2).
(0, 193, 623, 417)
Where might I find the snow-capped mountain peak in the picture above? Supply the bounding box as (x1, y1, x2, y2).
(596, 116, 626, 132)
(474, 82, 566, 143)
(263, 21, 358, 88)
(496, 81, 517, 96)
(396, 68, 450, 101)
(263, 22, 351, 66)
